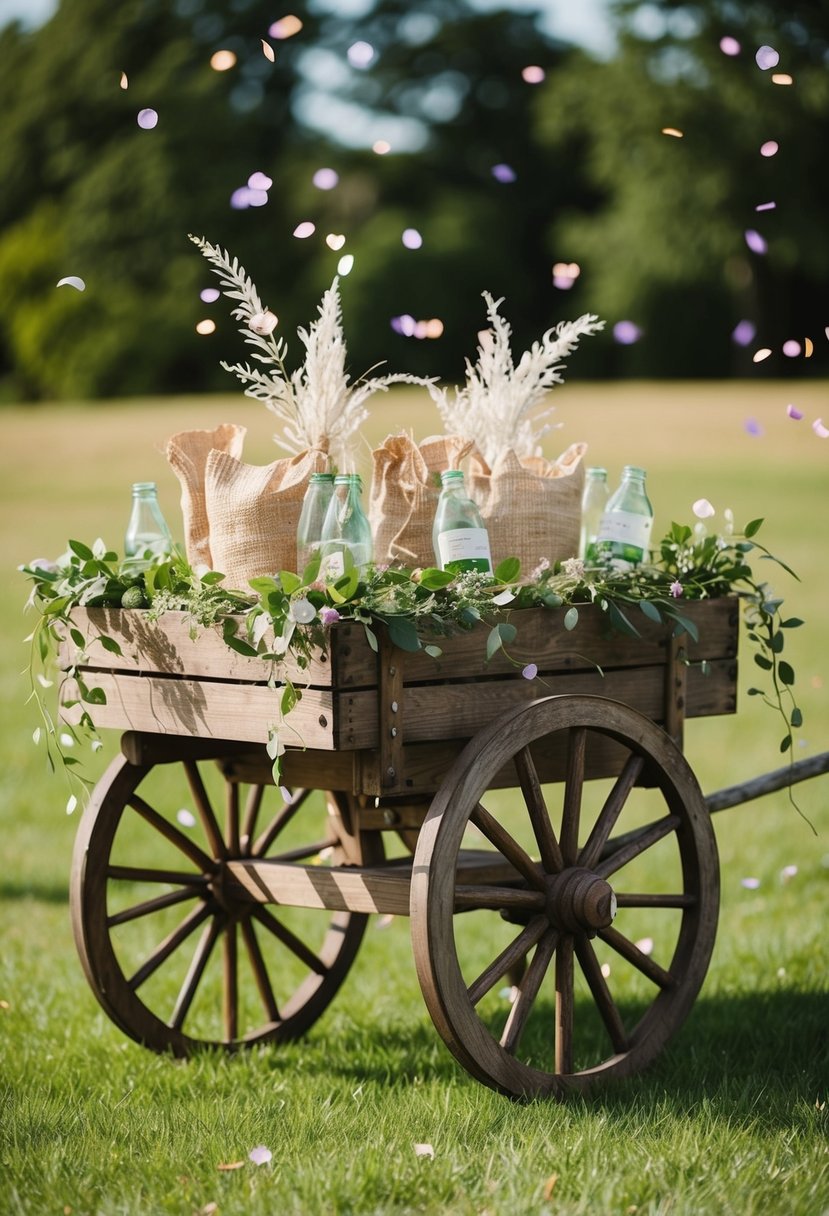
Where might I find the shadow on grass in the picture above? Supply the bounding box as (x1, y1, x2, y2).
(0, 878, 69, 903)
(260, 987, 829, 1121)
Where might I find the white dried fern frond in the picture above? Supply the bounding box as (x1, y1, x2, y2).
(189, 235, 430, 468)
(430, 291, 604, 465)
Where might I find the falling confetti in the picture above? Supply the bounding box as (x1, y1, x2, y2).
(600, 962, 611, 978)
(269, 15, 303, 39)
(337, 254, 354, 275)
(177, 808, 197, 827)
(375, 914, 394, 929)
(137, 108, 158, 129)
(732, 320, 756, 346)
(543, 1175, 559, 1201)
(246, 189, 268, 208)
(635, 937, 654, 955)
(752, 348, 772, 362)
(782, 339, 801, 357)
(391, 314, 416, 337)
(249, 311, 278, 335)
(414, 1144, 435, 1159)
(248, 171, 273, 191)
(522, 663, 538, 680)
(813, 419, 829, 438)
(786, 404, 803, 420)
(372, 140, 391, 155)
(293, 221, 316, 239)
(521, 65, 545, 83)
(755, 45, 780, 70)
(804, 337, 814, 357)
(200, 287, 220, 303)
(261, 40, 275, 62)
(760, 140, 779, 157)
(210, 50, 236, 71)
(119, 71, 129, 89)
(755, 201, 776, 211)
(744, 229, 767, 254)
(661, 127, 683, 138)
(347, 41, 375, 68)
(772, 73, 793, 85)
(248, 1146, 272, 1166)
(741, 876, 761, 889)
(744, 418, 763, 436)
(402, 228, 423, 249)
(613, 320, 642, 344)
(491, 163, 516, 183)
(692, 499, 715, 519)
(552, 261, 580, 289)
(780, 864, 798, 882)
(313, 167, 339, 190)
(66, 795, 78, 815)
(719, 36, 741, 56)
(195, 319, 216, 335)
(325, 233, 346, 250)
(56, 276, 86, 291)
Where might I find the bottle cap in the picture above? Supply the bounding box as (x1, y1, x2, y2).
(622, 465, 646, 478)
(131, 481, 157, 494)
(334, 473, 362, 486)
(309, 472, 335, 482)
(440, 469, 465, 484)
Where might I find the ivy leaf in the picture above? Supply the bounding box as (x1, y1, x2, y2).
(770, 631, 785, 654)
(744, 518, 764, 538)
(780, 617, 804, 629)
(494, 556, 521, 584)
(82, 686, 107, 705)
(222, 618, 258, 657)
(497, 622, 517, 646)
(280, 682, 299, 716)
(777, 660, 795, 686)
(99, 634, 123, 656)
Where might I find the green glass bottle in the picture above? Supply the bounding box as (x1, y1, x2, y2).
(595, 465, 654, 569)
(432, 469, 492, 575)
(579, 466, 609, 562)
(296, 472, 335, 574)
(319, 474, 373, 578)
(124, 482, 173, 559)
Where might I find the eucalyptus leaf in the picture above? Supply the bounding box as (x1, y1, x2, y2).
(778, 660, 795, 686)
(385, 616, 421, 653)
(99, 635, 123, 656)
(639, 600, 662, 624)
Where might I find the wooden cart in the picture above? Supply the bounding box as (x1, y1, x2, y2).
(60, 597, 785, 1098)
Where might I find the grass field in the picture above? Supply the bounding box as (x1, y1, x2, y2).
(1, 383, 827, 1215)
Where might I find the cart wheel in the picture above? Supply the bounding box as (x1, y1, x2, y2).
(71, 751, 380, 1055)
(411, 694, 719, 1098)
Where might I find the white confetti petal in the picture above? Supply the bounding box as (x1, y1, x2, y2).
(692, 498, 715, 519)
(414, 1143, 435, 1159)
(177, 808, 197, 828)
(66, 794, 78, 815)
(57, 276, 86, 291)
(635, 936, 654, 956)
(248, 1145, 272, 1166)
(32, 727, 42, 745)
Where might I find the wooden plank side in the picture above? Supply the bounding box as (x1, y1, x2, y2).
(60, 672, 337, 748)
(335, 659, 737, 750)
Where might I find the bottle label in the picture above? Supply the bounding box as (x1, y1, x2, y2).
(437, 528, 492, 574)
(321, 551, 345, 580)
(596, 509, 653, 566)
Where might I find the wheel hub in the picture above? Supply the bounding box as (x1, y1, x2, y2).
(545, 866, 617, 933)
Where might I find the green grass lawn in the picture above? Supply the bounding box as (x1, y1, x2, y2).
(1, 384, 827, 1215)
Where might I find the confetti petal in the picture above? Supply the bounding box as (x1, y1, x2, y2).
(210, 50, 236, 71)
(760, 140, 779, 157)
(780, 864, 798, 881)
(491, 163, 516, 183)
(200, 287, 220, 303)
(402, 228, 423, 249)
(293, 221, 316, 239)
(347, 40, 375, 68)
(613, 320, 642, 345)
(741, 876, 761, 889)
(635, 936, 654, 955)
(804, 337, 814, 357)
(66, 795, 78, 815)
(782, 339, 801, 357)
(786, 404, 803, 420)
(177, 808, 197, 828)
(755, 45, 780, 70)
(248, 1145, 272, 1166)
(326, 233, 346, 251)
(217, 1161, 245, 1172)
(732, 319, 755, 347)
(269, 15, 303, 39)
(521, 65, 545, 83)
(337, 254, 354, 276)
(248, 171, 273, 191)
(813, 418, 829, 439)
(195, 319, 216, 335)
(119, 71, 129, 89)
(522, 663, 538, 680)
(755, 201, 776, 211)
(719, 36, 740, 56)
(56, 276, 86, 291)
(261, 39, 275, 62)
(692, 499, 715, 519)
(414, 1144, 435, 1159)
(744, 229, 767, 254)
(771, 73, 793, 85)
(313, 167, 339, 190)
(661, 127, 683, 138)
(752, 348, 772, 363)
(137, 108, 158, 130)
(744, 418, 763, 436)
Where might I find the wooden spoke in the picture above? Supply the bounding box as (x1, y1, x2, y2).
(574, 935, 628, 1054)
(240, 917, 280, 1024)
(578, 753, 645, 870)
(513, 746, 564, 874)
(269, 838, 338, 865)
(253, 788, 312, 857)
(470, 803, 545, 891)
(107, 886, 201, 927)
(223, 921, 238, 1042)
(615, 892, 695, 909)
(226, 782, 240, 855)
(599, 925, 676, 989)
(453, 886, 546, 913)
(596, 814, 680, 880)
(107, 865, 210, 887)
(252, 906, 329, 976)
(555, 934, 575, 1074)
(240, 784, 265, 855)
(467, 916, 549, 1007)
(170, 916, 223, 1031)
(184, 761, 227, 860)
(127, 795, 216, 873)
(500, 929, 558, 1056)
(128, 903, 212, 992)
(560, 727, 587, 866)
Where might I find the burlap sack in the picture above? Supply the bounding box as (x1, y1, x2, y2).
(204, 448, 329, 586)
(468, 442, 587, 573)
(166, 424, 247, 569)
(369, 433, 474, 567)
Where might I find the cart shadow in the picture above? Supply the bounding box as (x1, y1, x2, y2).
(0, 878, 69, 904)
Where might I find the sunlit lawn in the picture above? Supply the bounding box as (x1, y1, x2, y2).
(0, 383, 827, 1215)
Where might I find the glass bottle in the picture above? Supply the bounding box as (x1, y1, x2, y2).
(296, 472, 335, 573)
(579, 466, 609, 562)
(124, 482, 173, 559)
(319, 473, 373, 579)
(432, 469, 492, 575)
(595, 465, 654, 569)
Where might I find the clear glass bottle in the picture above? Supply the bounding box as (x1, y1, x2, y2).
(432, 469, 492, 575)
(319, 473, 373, 578)
(124, 482, 173, 559)
(579, 466, 609, 562)
(595, 465, 654, 569)
(296, 472, 335, 573)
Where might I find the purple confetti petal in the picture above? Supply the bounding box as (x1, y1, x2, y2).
(137, 108, 158, 130)
(782, 339, 801, 357)
(741, 876, 761, 889)
(786, 403, 804, 420)
(522, 663, 538, 680)
(732, 319, 756, 347)
(744, 418, 764, 436)
(755, 201, 776, 212)
(613, 320, 642, 345)
(247, 189, 269, 208)
(744, 229, 767, 254)
(755, 45, 780, 70)
(248, 1145, 272, 1166)
(230, 186, 251, 210)
(491, 163, 516, 183)
(248, 171, 273, 191)
(760, 140, 779, 157)
(313, 167, 339, 190)
(719, 36, 741, 56)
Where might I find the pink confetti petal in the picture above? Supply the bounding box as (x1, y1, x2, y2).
(760, 140, 779, 157)
(755, 201, 776, 211)
(720, 36, 741, 56)
(248, 171, 272, 191)
(313, 167, 339, 190)
(744, 229, 767, 254)
(782, 340, 801, 357)
(261, 39, 275, 62)
(613, 320, 642, 345)
(137, 108, 158, 130)
(813, 418, 829, 439)
(56, 276, 86, 291)
(786, 404, 803, 420)
(293, 221, 315, 239)
(200, 287, 220, 303)
(491, 163, 516, 183)
(248, 1145, 272, 1166)
(741, 876, 761, 889)
(402, 228, 423, 250)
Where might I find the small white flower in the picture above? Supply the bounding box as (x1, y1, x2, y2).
(562, 557, 585, 579)
(289, 597, 316, 624)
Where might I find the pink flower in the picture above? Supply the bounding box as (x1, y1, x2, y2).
(320, 607, 341, 626)
(670, 581, 683, 598)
